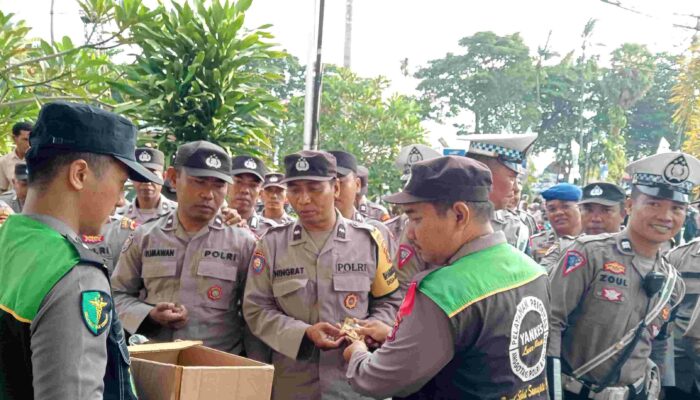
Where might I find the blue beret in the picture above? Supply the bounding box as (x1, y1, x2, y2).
(541, 183, 582, 201)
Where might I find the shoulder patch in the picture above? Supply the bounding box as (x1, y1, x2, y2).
(369, 227, 399, 297)
(576, 233, 615, 244)
(562, 250, 586, 276)
(81, 290, 112, 336)
(398, 244, 414, 270)
(251, 249, 267, 275)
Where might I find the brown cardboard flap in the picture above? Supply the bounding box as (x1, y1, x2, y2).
(129, 340, 203, 354)
(179, 346, 271, 368)
(131, 358, 182, 400)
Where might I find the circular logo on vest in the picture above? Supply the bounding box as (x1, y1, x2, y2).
(344, 293, 358, 309)
(509, 296, 548, 382)
(295, 157, 310, 172)
(138, 151, 152, 163)
(207, 285, 223, 301)
(244, 158, 257, 170)
(206, 154, 222, 169)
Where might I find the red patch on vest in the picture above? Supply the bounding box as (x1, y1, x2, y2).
(387, 281, 417, 342)
(207, 285, 222, 301)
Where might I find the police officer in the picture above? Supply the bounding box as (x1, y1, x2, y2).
(530, 183, 582, 264)
(462, 133, 537, 252)
(261, 172, 294, 224)
(243, 150, 401, 400)
(0, 101, 161, 399)
(112, 141, 257, 354)
(0, 163, 28, 213)
(384, 144, 441, 241)
(227, 155, 278, 236)
(83, 210, 139, 276)
(509, 177, 540, 236)
(539, 182, 626, 269)
(548, 152, 698, 399)
(344, 156, 550, 399)
(355, 165, 390, 222)
(120, 147, 176, 224)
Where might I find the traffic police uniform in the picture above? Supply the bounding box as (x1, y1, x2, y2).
(0, 163, 27, 213)
(347, 156, 550, 400)
(548, 152, 700, 399)
(83, 215, 139, 276)
(533, 183, 582, 269)
(356, 165, 391, 222)
(120, 147, 177, 224)
(112, 141, 257, 354)
(262, 172, 295, 225)
(243, 150, 401, 400)
(462, 133, 538, 252)
(0, 101, 162, 400)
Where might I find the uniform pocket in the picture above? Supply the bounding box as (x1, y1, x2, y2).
(197, 261, 238, 310)
(333, 275, 370, 317)
(272, 278, 309, 298)
(197, 261, 238, 281)
(142, 260, 177, 278)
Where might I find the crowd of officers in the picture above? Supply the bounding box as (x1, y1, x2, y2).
(2, 101, 700, 400)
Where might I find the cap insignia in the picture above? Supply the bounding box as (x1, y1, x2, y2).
(590, 185, 603, 197)
(138, 151, 152, 163)
(269, 176, 279, 183)
(206, 154, 222, 169)
(244, 158, 257, 170)
(408, 147, 423, 165)
(296, 157, 310, 172)
(663, 155, 689, 185)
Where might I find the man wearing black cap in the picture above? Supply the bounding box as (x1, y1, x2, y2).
(355, 165, 391, 222)
(227, 155, 277, 236)
(0, 163, 28, 213)
(344, 156, 550, 399)
(120, 147, 177, 224)
(0, 101, 162, 400)
(261, 172, 294, 224)
(244, 150, 401, 400)
(112, 141, 257, 355)
(548, 152, 696, 399)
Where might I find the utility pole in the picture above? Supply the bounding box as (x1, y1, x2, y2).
(343, 0, 353, 69)
(302, 0, 326, 150)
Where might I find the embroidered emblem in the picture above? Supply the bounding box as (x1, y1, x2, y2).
(603, 261, 626, 275)
(205, 154, 222, 169)
(562, 250, 586, 276)
(295, 157, 309, 172)
(344, 293, 358, 309)
(590, 185, 603, 196)
(81, 291, 112, 336)
(252, 250, 267, 275)
(138, 151, 152, 163)
(207, 285, 223, 301)
(82, 234, 104, 244)
(244, 158, 257, 170)
(601, 287, 624, 302)
(398, 244, 414, 270)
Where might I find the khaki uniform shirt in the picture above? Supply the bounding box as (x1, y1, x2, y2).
(262, 212, 295, 225)
(539, 234, 579, 273)
(0, 190, 21, 213)
(0, 150, 22, 192)
(120, 195, 177, 225)
(247, 213, 280, 237)
(548, 229, 682, 385)
(347, 232, 550, 399)
(493, 209, 530, 252)
(530, 229, 557, 264)
(112, 210, 257, 354)
(83, 215, 138, 276)
(383, 213, 407, 242)
(358, 199, 390, 222)
(243, 213, 401, 400)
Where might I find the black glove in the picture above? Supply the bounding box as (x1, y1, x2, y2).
(547, 356, 563, 400)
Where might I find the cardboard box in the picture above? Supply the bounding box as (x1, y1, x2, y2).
(129, 340, 274, 400)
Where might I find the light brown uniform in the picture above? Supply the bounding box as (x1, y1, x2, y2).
(539, 234, 578, 273)
(112, 210, 256, 354)
(120, 194, 177, 225)
(548, 230, 682, 393)
(0, 150, 22, 192)
(493, 209, 530, 252)
(243, 213, 401, 400)
(358, 200, 390, 222)
(530, 229, 557, 264)
(83, 215, 138, 275)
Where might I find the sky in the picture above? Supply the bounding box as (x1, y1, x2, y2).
(3, 0, 699, 145)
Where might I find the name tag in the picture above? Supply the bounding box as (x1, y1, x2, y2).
(336, 263, 368, 273)
(144, 248, 176, 257)
(273, 267, 305, 278)
(203, 249, 237, 262)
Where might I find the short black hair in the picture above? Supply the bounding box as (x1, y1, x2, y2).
(433, 199, 494, 223)
(28, 152, 112, 190)
(12, 122, 33, 137)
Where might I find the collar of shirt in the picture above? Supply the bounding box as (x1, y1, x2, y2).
(446, 231, 508, 265)
(351, 208, 365, 222)
(160, 209, 224, 240)
(290, 210, 351, 247)
(24, 213, 81, 243)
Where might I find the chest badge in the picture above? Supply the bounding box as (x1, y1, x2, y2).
(208, 285, 223, 301)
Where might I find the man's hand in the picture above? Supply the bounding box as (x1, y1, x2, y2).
(305, 322, 345, 350)
(356, 319, 392, 348)
(220, 207, 244, 226)
(0, 207, 13, 225)
(148, 302, 188, 329)
(343, 339, 368, 362)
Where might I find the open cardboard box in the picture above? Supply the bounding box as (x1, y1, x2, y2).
(129, 340, 273, 400)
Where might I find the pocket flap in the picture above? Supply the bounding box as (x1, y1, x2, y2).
(272, 278, 308, 297)
(333, 275, 371, 292)
(197, 261, 237, 281)
(142, 261, 177, 278)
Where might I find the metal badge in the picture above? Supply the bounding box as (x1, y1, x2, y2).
(337, 224, 346, 239)
(138, 151, 152, 162)
(244, 158, 257, 170)
(664, 155, 689, 185)
(590, 185, 603, 196)
(295, 157, 310, 172)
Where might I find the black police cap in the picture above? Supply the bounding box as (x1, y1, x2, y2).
(27, 102, 162, 184)
(384, 156, 492, 204)
(231, 155, 266, 182)
(135, 147, 165, 171)
(328, 150, 357, 176)
(282, 151, 337, 183)
(173, 141, 232, 184)
(263, 173, 286, 189)
(579, 182, 625, 206)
